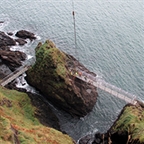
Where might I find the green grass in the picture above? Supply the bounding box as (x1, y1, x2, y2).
(112, 105, 144, 143)
(0, 86, 74, 144)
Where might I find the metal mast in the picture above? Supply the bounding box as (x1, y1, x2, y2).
(72, 0, 79, 61)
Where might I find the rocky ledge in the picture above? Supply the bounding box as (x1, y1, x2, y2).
(26, 40, 98, 117)
(79, 101, 144, 144)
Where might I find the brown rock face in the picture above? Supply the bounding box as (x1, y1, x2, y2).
(0, 50, 26, 71)
(15, 30, 36, 40)
(0, 31, 16, 47)
(26, 40, 98, 117)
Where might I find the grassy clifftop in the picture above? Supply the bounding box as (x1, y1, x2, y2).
(0, 86, 74, 144)
(110, 104, 144, 143)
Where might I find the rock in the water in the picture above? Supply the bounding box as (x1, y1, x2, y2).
(0, 31, 16, 47)
(0, 50, 26, 71)
(15, 38, 27, 45)
(15, 30, 36, 40)
(26, 40, 98, 117)
(7, 32, 13, 36)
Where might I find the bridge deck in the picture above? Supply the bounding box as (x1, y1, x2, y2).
(75, 74, 137, 105)
(0, 65, 29, 87)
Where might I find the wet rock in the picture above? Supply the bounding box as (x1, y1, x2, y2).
(0, 64, 11, 79)
(7, 32, 13, 36)
(27, 92, 61, 131)
(79, 134, 94, 144)
(15, 38, 27, 46)
(0, 50, 26, 71)
(0, 46, 10, 50)
(0, 31, 16, 47)
(15, 30, 36, 40)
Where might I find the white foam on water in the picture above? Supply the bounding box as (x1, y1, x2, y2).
(0, 14, 10, 30)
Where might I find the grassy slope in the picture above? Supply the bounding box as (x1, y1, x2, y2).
(111, 104, 144, 143)
(0, 86, 74, 144)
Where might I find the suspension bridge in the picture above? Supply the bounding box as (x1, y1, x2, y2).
(0, 64, 138, 105)
(70, 69, 138, 105)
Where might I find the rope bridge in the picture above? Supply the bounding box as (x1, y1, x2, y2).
(70, 69, 137, 105)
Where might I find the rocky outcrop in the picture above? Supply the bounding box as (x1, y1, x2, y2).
(15, 30, 36, 40)
(0, 31, 16, 47)
(79, 102, 144, 144)
(26, 40, 98, 117)
(0, 50, 26, 71)
(15, 38, 27, 45)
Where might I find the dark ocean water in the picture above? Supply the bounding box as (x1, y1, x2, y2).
(0, 0, 143, 141)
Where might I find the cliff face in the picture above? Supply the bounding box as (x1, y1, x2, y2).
(26, 40, 98, 117)
(0, 86, 74, 144)
(80, 102, 144, 144)
(109, 103, 144, 144)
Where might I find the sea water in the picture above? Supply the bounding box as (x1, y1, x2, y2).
(0, 0, 143, 140)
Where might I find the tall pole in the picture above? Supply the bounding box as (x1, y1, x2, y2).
(72, 0, 79, 62)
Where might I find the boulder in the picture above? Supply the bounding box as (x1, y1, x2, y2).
(7, 32, 13, 36)
(0, 50, 26, 71)
(15, 30, 36, 40)
(15, 38, 27, 45)
(26, 40, 98, 117)
(0, 31, 16, 47)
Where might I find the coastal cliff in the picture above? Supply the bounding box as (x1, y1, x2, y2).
(1, 31, 143, 143)
(0, 86, 75, 144)
(26, 40, 98, 117)
(79, 102, 144, 144)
